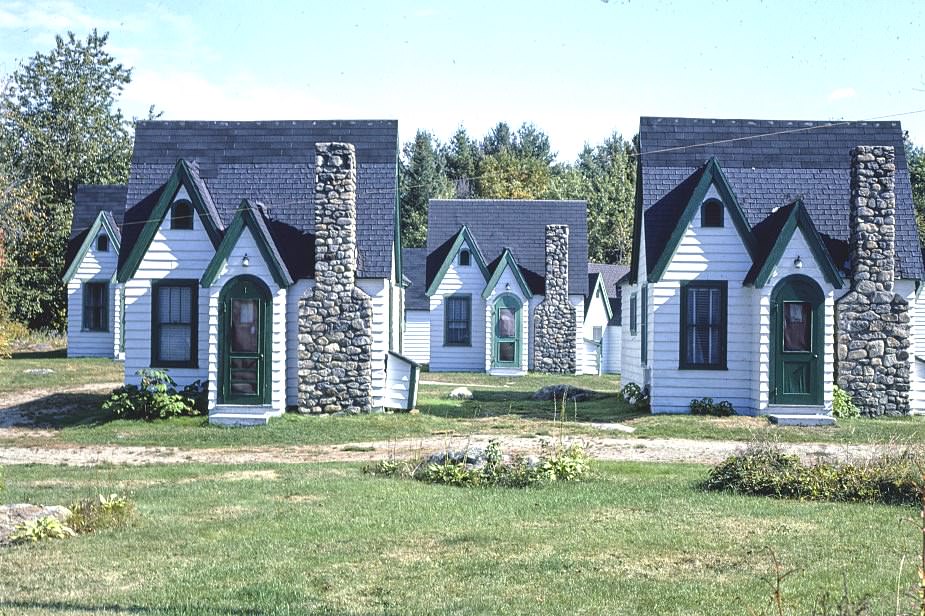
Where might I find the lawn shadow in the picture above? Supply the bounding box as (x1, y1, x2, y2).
(1, 392, 123, 429)
(0, 600, 371, 615)
(11, 348, 67, 359)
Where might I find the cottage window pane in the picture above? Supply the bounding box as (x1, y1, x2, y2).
(445, 296, 471, 345)
(231, 299, 259, 353)
(783, 302, 811, 352)
(83, 282, 108, 331)
(156, 285, 193, 362)
(498, 341, 515, 362)
(498, 307, 515, 338)
(685, 286, 722, 366)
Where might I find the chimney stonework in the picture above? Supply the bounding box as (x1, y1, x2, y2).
(298, 143, 373, 413)
(533, 224, 577, 373)
(835, 145, 911, 416)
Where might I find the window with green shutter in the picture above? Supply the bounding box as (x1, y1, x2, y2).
(82, 282, 109, 332)
(679, 281, 727, 370)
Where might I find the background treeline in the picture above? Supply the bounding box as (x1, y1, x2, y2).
(1, 30, 924, 334)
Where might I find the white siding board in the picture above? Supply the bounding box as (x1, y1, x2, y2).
(67, 230, 119, 358)
(602, 325, 621, 373)
(357, 279, 391, 407)
(403, 311, 431, 364)
(483, 267, 529, 374)
(429, 239, 487, 372)
(285, 279, 314, 406)
(895, 280, 925, 413)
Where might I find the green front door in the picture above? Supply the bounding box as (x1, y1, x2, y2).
(770, 275, 824, 405)
(220, 276, 271, 405)
(492, 294, 522, 368)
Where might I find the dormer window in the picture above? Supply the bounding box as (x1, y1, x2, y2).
(171, 200, 194, 230)
(97, 235, 109, 252)
(701, 199, 724, 228)
(459, 249, 471, 266)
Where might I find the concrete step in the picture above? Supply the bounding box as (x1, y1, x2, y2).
(766, 405, 825, 416)
(212, 404, 273, 416)
(209, 412, 271, 427)
(768, 413, 836, 427)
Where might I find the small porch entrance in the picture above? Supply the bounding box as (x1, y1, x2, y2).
(219, 275, 271, 405)
(770, 275, 824, 406)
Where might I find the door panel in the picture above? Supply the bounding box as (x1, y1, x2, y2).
(220, 277, 271, 404)
(493, 295, 521, 367)
(771, 277, 823, 405)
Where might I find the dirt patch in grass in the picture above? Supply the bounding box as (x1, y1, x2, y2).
(278, 494, 325, 504)
(219, 469, 279, 481)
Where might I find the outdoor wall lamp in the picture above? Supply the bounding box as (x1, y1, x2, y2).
(794, 256, 803, 269)
(242, 253, 250, 268)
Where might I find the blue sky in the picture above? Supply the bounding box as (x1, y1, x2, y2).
(0, 0, 923, 160)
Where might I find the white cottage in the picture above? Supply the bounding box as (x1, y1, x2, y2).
(621, 117, 925, 421)
(402, 200, 615, 376)
(65, 120, 417, 425)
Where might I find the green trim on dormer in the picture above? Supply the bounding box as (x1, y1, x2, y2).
(201, 199, 293, 289)
(481, 249, 533, 300)
(648, 157, 758, 283)
(425, 225, 490, 296)
(63, 211, 122, 283)
(117, 159, 224, 283)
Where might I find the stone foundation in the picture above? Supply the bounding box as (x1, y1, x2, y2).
(835, 146, 911, 416)
(533, 224, 576, 373)
(298, 143, 373, 414)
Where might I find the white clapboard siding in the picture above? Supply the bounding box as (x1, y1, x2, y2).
(205, 227, 286, 416)
(285, 279, 314, 407)
(124, 207, 213, 387)
(570, 295, 588, 374)
(429, 239, 487, 372)
(602, 325, 621, 373)
(404, 310, 431, 364)
(580, 292, 609, 375)
(757, 228, 836, 413)
(357, 278, 392, 407)
(621, 221, 646, 388)
(483, 267, 530, 374)
(650, 212, 756, 413)
(895, 280, 925, 413)
(384, 352, 419, 410)
(67, 231, 119, 358)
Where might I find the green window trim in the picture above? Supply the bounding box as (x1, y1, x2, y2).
(629, 292, 638, 336)
(443, 294, 472, 347)
(491, 293, 522, 368)
(82, 281, 109, 332)
(63, 211, 121, 283)
(151, 279, 199, 369)
(679, 280, 728, 370)
(425, 226, 490, 296)
(481, 249, 533, 300)
(640, 285, 648, 365)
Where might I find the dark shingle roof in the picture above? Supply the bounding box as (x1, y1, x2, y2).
(587, 263, 630, 299)
(123, 120, 398, 279)
(639, 117, 924, 280)
(402, 248, 428, 310)
(426, 200, 589, 296)
(71, 185, 127, 238)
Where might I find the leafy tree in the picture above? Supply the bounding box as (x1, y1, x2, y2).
(0, 30, 134, 329)
(906, 138, 925, 244)
(444, 127, 481, 197)
(479, 148, 552, 199)
(514, 123, 555, 164)
(399, 130, 452, 247)
(481, 122, 513, 156)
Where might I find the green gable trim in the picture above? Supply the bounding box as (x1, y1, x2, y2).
(425, 225, 490, 296)
(117, 159, 224, 283)
(747, 200, 844, 289)
(481, 249, 533, 300)
(201, 200, 293, 289)
(586, 273, 614, 321)
(63, 211, 122, 283)
(648, 157, 758, 283)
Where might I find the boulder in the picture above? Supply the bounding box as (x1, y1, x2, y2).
(448, 387, 474, 400)
(531, 384, 597, 402)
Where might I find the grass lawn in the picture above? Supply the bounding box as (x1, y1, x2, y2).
(1, 462, 920, 615)
(0, 349, 122, 395)
(2, 352, 924, 449)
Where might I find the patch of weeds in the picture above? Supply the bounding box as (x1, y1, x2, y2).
(67, 493, 134, 534)
(620, 383, 649, 413)
(704, 442, 923, 506)
(689, 397, 735, 416)
(102, 369, 203, 420)
(832, 385, 860, 419)
(341, 445, 375, 452)
(366, 439, 591, 488)
(10, 516, 76, 544)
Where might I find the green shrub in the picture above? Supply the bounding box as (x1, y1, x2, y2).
(102, 369, 201, 420)
(368, 440, 591, 488)
(832, 385, 860, 419)
(67, 493, 134, 534)
(620, 383, 649, 412)
(10, 516, 76, 543)
(689, 397, 735, 416)
(705, 443, 923, 506)
(0, 306, 28, 359)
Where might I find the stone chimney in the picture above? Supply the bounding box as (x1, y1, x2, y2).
(298, 143, 373, 413)
(533, 224, 577, 373)
(835, 146, 911, 416)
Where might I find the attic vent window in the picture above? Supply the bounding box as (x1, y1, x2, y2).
(701, 199, 724, 228)
(459, 249, 471, 266)
(171, 200, 194, 230)
(97, 235, 109, 252)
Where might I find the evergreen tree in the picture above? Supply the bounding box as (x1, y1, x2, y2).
(399, 131, 452, 247)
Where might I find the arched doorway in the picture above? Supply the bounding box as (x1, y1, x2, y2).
(219, 275, 272, 405)
(770, 275, 824, 405)
(492, 294, 522, 368)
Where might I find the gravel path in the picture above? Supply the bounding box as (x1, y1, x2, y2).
(0, 434, 889, 467)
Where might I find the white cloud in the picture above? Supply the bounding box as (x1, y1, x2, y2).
(0, 0, 122, 33)
(828, 87, 857, 102)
